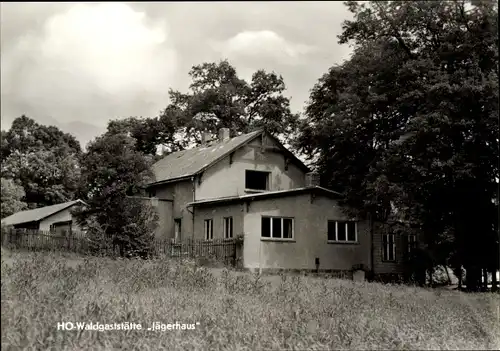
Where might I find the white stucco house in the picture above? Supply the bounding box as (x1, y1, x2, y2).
(1, 200, 86, 234)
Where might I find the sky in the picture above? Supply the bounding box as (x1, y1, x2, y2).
(1, 2, 354, 148)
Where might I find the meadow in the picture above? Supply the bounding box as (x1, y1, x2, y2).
(1, 249, 499, 350)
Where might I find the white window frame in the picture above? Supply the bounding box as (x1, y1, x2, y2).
(382, 233, 396, 262)
(223, 216, 233, 239)
(204, 219, 213, 241)
(261, 216, 294, 241)
(327, 220, 358, 243)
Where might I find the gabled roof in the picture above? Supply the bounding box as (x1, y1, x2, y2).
(187, 186, 343, 207)
(150, 129, 309, 186)
(1, 200, 86, 227)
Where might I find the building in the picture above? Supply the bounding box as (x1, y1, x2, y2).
(146, 128, 415, 275)
(1, 200, 86, 234)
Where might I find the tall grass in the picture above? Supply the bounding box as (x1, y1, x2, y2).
(2, 250, 499, 350)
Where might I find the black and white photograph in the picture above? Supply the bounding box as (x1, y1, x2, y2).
(1, 1, 499, 350)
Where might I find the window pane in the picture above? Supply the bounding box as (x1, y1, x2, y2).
(272, 218, 282, 238)
(382, 234, 395, 261)
(261, 217, 270, 237)
(224, 217, 233, 238)
(390, 235, 395, 260)
(347, 222, 356, 241)
(337, 221, 346, 241)
(283, 218, 293, 239)
(327, 221, 335, 241)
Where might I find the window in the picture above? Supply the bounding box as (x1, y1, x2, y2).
(223, 217, 233, 239)
(261, 216, 294, 240)
(147, 188, 156, 197)
(407, 234, 417, 254)
(50, 221, 72, 235)
(382, 234, 396, 262)
(245, 170, 269, 191)
(204, 219, 213, 240)
(327, 221, 357, 242)
(174, 218, 182, 242)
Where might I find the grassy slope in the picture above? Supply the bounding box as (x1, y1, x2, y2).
(1, 250, 499, 350)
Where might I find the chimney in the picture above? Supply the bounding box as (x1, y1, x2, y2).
(201, 132, 212, 146)
(218, 128, 230, 142)
(305, 172, 320, 187)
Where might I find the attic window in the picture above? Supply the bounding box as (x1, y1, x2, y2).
(245, 170, 269, 191)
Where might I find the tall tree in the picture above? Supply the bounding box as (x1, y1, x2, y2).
(296, 0, 499, 290)
(170, 60, 299, 145)
(107, 60, 300, 156)
(1, 116, 82, 208)
(73, 133, 158, 256)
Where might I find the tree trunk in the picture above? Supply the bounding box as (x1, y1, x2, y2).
(465, 265, 481, 292)
(482, 268, 489, 291)
(444, 265, 452, 285)
(491, 269, 498, 292)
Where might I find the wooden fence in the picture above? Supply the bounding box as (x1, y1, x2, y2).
(1, 228, 91, 254)
(1, 227, 241, 266)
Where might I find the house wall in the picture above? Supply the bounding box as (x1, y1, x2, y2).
(195, 135, 306, 200)
(150, 180, 194, 241)
(242, 194, 371, 272)
(372, 223, 424, 275)
(38, 207, 83, 232)
(193, 203, 244, 241)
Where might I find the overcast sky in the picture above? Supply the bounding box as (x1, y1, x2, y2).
(1, 2, 353, 148)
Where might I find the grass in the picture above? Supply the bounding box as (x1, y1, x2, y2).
(1, 249, 499, 350)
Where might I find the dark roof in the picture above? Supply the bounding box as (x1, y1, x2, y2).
(187, 186, 343, 207)
(1, 200, 86, 226)
(149, 130, 309, 185)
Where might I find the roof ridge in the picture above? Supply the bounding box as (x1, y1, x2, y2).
(150, 129, 264, 185)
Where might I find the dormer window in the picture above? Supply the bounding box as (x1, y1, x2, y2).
(245, 170, 269, 191)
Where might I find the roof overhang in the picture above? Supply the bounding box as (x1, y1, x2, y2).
(187, 186, 343, 208)
(145, 175, 194, 188)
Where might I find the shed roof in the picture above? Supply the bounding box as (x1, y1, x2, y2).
(187, 186, 343, 207)
(1, 200, 85, 227)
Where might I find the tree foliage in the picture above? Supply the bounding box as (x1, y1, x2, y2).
(73, 133, 158, 256)
(1, 178, 27, 218)
(1, 115, 82, 208)
(296, 0, 499, 290)
(106, 60, 299, 156)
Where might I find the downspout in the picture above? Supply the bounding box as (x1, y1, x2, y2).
(369, 212, 375, 279)
(191, 176, 196, 240)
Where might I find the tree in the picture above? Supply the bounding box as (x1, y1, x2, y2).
(106, 113, 182, 157)
(1, 116, 82, 208)
(170, 60, 299, 145)
(1, 178, 27, 218)
(73, 133, 158, 257)
(296, 0, 498, 289)
(107, 60, 300, 156)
